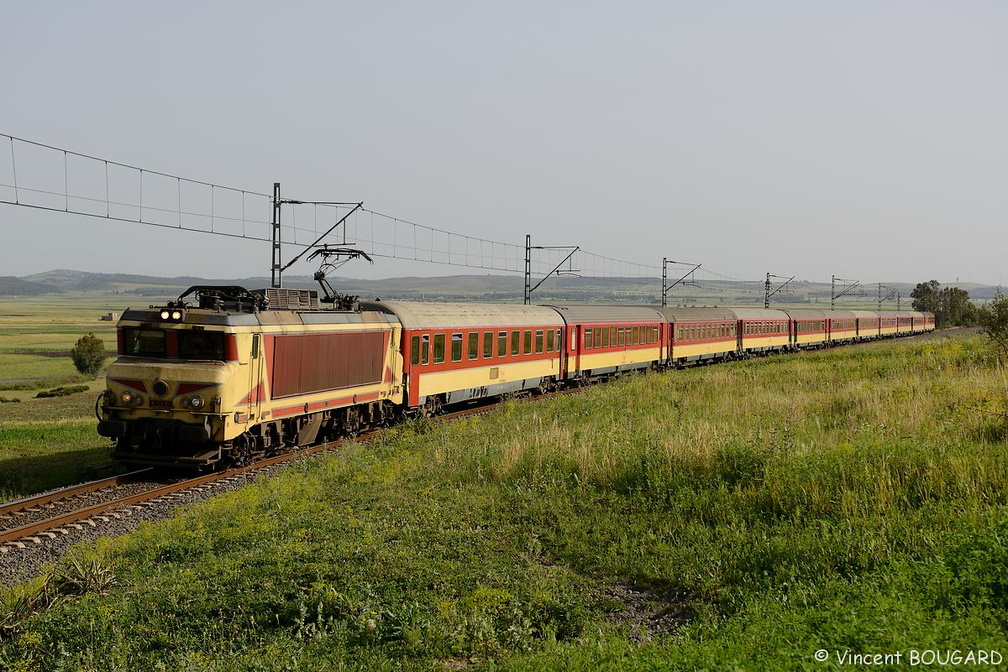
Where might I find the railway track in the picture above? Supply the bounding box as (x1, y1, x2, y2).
(0, 388, 562, 561)
(0, 444, 333, 553)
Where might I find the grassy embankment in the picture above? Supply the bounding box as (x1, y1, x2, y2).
(2, 331, 1006, 670)
(0, 297, 122, 497)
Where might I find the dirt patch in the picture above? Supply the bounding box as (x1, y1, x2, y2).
(606, 582, 694, 642)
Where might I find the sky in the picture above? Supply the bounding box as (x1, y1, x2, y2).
(1, 1, 1006, 287)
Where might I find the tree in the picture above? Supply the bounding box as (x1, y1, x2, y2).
(911, 280, 976, 328)
(70, 333, 106, 377)
(978, 291, 1008, 361)
(938, 286, 977, 327)
(911, 280, 940, 314)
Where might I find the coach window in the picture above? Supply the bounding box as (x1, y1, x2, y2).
(468, 332, 479, 360)
(602, 327, 610, 347)
(511, 330, 520, 356)
(433, 334, 444, 364)
(411, 335, 420, 366)
(546, 328, 555, 352)
(535, 330, 544, 354)
(498, 331, 507, 357)
(584, 327, 593, 350)
(419, 335, 430, 365)
(521, 330, 530, 355)
(484, 332, 493, 359)
(452, 333, 463, 362)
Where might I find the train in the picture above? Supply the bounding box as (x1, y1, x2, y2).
(96, 285, 934, 469)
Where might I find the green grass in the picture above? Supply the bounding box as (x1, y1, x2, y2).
(0, 420, 119, 499)
(0, 297, 125, 496)
(0, 295, 120, 388)
(2, 333, 1007, 670)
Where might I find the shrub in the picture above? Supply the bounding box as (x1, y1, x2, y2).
(34, 385, 90, 399)
(978, 291, 1008, 361)
(69, 333, 106, 378)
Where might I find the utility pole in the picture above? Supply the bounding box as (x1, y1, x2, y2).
(661, 258, 701, 308)
(524, 234, 531, 305)
(524, 234, 578, 305)
(878, 283, 897, 310)
(765, 272, 795, 309)
(831, 275, 859, 309)
(271, 182, 282, 288)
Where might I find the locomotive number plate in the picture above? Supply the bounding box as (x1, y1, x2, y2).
(150, 400, 173, 409)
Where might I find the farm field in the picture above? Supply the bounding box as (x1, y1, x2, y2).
(0, 295, 121, 389)
(0, 296, 129, 497)
(2, 330, 1006, 670)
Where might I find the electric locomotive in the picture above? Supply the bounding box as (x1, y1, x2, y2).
(97, 286, 402, 469)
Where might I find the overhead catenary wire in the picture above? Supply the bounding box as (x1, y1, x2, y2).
(0, 130, 915, 303)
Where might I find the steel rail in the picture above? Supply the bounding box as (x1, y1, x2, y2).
(0, 469, 153, 519)
(0, 386, 583, 548)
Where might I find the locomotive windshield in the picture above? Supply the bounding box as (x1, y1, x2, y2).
(121, 328, 225, 360)
(178, 331, 225, 360)
(123, 328, 166, 357)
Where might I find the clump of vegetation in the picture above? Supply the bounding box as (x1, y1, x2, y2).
(0, 396, 20, 403)
(34, 384, 90, 399)
(911, 279, 977, 327)
(978, 291, 1008, 361)
(69, 332, 106, 378)
(1, 551, 116, 639)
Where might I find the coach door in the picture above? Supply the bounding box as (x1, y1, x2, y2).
(248, 334, 263, 420)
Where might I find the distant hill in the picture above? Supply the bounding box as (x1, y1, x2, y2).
(6, 270, 1005, 307)
(0, 276, 59, 296)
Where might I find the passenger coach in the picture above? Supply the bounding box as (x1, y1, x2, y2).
(547, 305, 666, 381)
(661, 308, 737, 366)
(362, 301, 565, 414)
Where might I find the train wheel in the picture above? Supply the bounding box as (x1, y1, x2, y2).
(422, 395, 444, 417)
(229, 433, 255, 467)
(343, 406, 363, 437)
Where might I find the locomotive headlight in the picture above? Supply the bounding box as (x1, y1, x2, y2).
(171, 310, 182, 320)
(160, 310, 171, 320)
(121, 391, 144, 406)
(187, 395, 205, 409)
